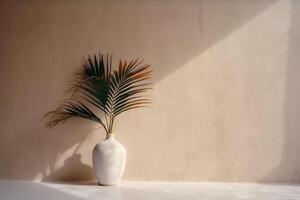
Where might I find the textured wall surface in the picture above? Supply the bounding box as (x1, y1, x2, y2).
(0, 0, 300, 182)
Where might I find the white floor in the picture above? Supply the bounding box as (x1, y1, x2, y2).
(0, 180, 300, 200)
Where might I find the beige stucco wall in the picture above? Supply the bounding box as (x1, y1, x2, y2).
(0, 0, 300, 182)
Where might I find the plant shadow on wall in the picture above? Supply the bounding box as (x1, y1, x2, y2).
(261, 1, 300, 183)
(43, 53, 152, 183)
(0, 0, 280, 182)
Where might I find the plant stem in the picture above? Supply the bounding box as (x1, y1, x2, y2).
(108, 115, 113, 133)
(100, 120, 109, 134)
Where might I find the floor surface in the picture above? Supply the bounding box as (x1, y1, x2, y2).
(0, 180, 300, 200)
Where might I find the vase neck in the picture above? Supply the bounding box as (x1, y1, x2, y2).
(106, 133, 115, 139)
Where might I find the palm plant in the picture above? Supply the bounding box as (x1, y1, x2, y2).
(45, 53, 152, 135)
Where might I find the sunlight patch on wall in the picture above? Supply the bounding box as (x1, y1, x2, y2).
(117, 0, 292, 181)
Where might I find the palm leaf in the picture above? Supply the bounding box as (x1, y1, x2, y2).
(45, 53, 152, 135)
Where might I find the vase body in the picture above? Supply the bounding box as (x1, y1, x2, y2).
(92, 134, 126, 186)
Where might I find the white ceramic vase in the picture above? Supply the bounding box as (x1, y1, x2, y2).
(92, 133, 126, 186)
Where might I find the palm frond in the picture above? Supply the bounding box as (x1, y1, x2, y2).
(44, 100, 108, 132)
(45, 53, 152, 135)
